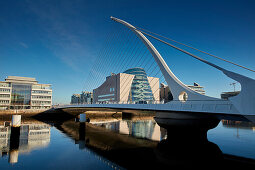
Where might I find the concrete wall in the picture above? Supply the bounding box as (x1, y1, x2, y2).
(119, 73, 134, 102)
(148, 77, 159, 101)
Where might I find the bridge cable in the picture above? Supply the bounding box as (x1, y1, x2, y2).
(135, 27, 255, 73)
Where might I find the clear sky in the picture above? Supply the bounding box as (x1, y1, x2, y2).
(0, 0, 255, 104)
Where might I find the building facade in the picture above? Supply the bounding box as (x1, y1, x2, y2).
(159, 82, 205, 103)
(93, 68, 159, 103)
(221, 91, 240, 100)
(71, 94, 81, 104)
(0, 76, 52, 110)
(71, 91, 93, 104)
(187, 83, 205, 95)
(160, 83, 173, 103)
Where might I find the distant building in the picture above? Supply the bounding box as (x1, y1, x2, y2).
(80, 91, 93, 104)
(221, 91, 240, 100)
(71, 94, 81, 104)
(187, 83, 205, 95)
(0, 76, 52, 110)
(71, 91, 93, 104)
(93, 68, 159, 103)
(160, 83, 173, 103)
(159, 82, 205, 103)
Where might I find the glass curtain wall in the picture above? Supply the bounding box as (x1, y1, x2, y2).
(123, 68, 154, 103)
(11, 84, 32, 109)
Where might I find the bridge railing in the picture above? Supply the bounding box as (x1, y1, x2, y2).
(68, 100, 174, 105)
(66, 99, 230, 106)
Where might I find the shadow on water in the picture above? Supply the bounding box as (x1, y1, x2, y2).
(1, 111, 255, 169)
(54, 115, 255, 169)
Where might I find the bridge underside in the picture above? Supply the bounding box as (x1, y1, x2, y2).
(58, 107, 156, 116)
(56, 106, 250, 123)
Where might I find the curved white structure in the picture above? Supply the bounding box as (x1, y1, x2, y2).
(56, 17, 255, 123)
(110, 16, 255, 119)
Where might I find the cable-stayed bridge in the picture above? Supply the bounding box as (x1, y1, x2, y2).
(55, 17, 255, 125)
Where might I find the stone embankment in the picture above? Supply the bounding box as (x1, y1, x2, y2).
(0, 109, 48, 117)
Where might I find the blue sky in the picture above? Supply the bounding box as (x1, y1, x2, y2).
(0, 0, 255, 104)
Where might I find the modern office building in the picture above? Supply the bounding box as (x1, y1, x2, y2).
(71, 91, 93, 104)
(0, 76, 52, 110)
(93, 68, 159, 103)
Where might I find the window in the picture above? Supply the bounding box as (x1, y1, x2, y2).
(98, 94, 115, 98)
(11, 84, 31, 105)
(110, 88, 115, 92)
(0, 88, 10, 93)
(0, 94, 10, 98)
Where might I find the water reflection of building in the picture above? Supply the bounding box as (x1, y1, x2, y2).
(222, 120, 255, 130)
(0, 122, 50, 162)
(92, 119, 167, 141)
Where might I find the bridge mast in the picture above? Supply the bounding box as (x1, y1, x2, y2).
(111, 16, 255, 116)
(110, 16, 217, 101)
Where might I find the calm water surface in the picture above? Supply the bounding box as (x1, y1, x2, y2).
(0, 116, 254, 169)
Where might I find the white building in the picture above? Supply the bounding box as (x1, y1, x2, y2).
(187, 83, 205, 95)
(0, 76, 52, 110)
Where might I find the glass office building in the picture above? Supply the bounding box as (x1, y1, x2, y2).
(93, 68, 159, 103)
(123, 68, 154, 103)
(0, 76, 52, 110)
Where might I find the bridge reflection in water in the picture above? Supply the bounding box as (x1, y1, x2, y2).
(59, 116, 255, 169)
(0, 115, 254, 169)
(90, 118, 167, 141)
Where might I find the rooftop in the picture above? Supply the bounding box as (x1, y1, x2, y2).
(3, 76, 51, 86)
(5, 76, 38, 84)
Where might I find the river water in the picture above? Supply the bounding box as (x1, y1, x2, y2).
(0, 115, 255, 169)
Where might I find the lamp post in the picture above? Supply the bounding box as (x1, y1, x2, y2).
(230, 82, 236, 92)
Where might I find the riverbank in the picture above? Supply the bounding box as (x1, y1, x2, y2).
(0, 108, 156, 119)
(0, 109, 48, 117)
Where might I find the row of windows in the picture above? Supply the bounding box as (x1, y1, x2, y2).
(110, 88, 115, 92)
(0, 83, 10, 87)
(32, 101, 51, 104)
(98, 93, 115, 98)
(32, 106, 51, 109)
(0, 100, 9, 104)
(29, 125, 50, 130)
(32, 95, 51, 99)
(29, 131, 50, 135)
(0, 94, 10, 98)
(32, 85, 51, 90)
(98, 98, 115, 102)
(0, 89, 10, 93)
(32, 90, 52, 94)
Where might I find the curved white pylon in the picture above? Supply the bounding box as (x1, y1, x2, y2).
(110, 16, 219, 101)
(111, 16, 255, 116)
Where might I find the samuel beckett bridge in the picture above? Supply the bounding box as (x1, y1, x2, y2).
(56, 17, 255, 126)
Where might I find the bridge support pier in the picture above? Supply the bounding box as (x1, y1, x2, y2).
(9, 115, 21, 164)
(79, 113, 86, 149)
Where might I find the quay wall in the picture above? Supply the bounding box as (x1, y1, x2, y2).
(0, 109, 48, 117)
